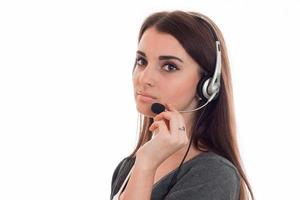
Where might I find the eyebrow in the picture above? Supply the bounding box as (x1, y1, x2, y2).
(136, 50, 184, 63)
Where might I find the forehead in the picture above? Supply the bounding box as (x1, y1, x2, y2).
(138, 27, 189, 60)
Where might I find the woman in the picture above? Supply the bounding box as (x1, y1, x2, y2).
(110, 10, 254, 200)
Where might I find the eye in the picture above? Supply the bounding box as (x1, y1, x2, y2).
(135, 57, 147, 67)
(162, 63, 179, 72)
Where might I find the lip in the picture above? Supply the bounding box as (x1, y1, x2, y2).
(136, 92, 156, 99)
(136, 92, 157, 103)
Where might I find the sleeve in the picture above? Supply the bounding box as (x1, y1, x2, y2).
(110, 157, 128, 197)
(165, 164, 240, 200)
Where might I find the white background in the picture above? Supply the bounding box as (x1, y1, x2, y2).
(1, 0, 299, 199)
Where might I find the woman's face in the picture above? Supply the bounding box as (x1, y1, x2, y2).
(132, 27, 201, 117)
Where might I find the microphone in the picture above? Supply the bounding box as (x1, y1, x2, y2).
(150, 92, 217, 114)
(151, 103, 165, 114)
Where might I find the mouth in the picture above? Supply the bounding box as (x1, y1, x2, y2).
(136, 92, 157, 102)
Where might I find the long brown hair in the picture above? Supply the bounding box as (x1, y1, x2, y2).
(129, 10, 254, 200)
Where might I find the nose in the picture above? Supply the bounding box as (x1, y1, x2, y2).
(138, 64, 156, 87)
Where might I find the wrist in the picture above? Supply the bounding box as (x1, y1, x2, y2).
(135, 152, 159, 172)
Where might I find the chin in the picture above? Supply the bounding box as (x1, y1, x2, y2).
(136, 104, 155, 118)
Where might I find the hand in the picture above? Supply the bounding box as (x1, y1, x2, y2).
(136, 103, 189, 170)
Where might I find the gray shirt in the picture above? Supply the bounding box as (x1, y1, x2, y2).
(110, 151, 240, 200)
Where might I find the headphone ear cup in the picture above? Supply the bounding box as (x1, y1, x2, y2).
(197, 76, 211, 101)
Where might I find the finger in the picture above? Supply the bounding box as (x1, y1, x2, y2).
(149, 120, 169, 134)
(166, 103, 178, 112)
(154, 111, 174, 121)
(154, 112, 182, 135)
(152, 121, 169, 136)
(163, 104, 186, 125)
(154, 112, 174, 130)
(154, 111, 182, 127)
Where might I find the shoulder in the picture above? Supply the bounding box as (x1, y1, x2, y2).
(168, 151, 240, 199)
(190, 151, 240, 185)
(110, 156, 136, 199)
(193, 151, 240, 177)
(111, 156, 134, 184)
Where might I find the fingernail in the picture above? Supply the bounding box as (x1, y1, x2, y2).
(149, 126, 152, 131)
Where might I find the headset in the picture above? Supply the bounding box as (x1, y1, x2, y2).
(193, 13, 222, 104)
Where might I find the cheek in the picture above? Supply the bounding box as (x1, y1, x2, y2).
(132, 72, 139, 86)
(164, 79, 197, 101)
